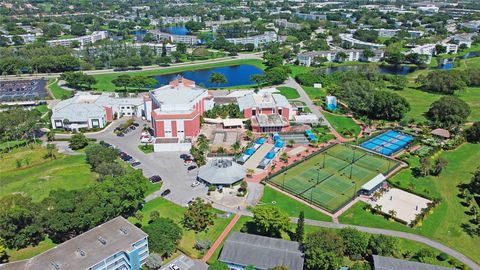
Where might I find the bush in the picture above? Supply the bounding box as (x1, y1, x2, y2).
(437, 252, 449, 261)
(69, 133, 89, 150)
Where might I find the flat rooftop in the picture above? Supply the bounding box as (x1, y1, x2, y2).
(0, 216, 147, 270)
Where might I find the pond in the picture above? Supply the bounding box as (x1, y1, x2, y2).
(438, 51, 480, 70)
(317, 65, 417, 75)
(151, 64, 264, 88)
(164, 26, 189, 35)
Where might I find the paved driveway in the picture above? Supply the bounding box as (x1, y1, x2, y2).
(86, 118, 208, 206)
(161, 255, 207, 270)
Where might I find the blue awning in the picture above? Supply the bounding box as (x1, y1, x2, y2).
(273, 135, 281, 141)
(305, 130, 313, 135)
(244, 148, 255, 155)
(256, 137, 266, 144)
(275, 141, 285, 148)
(265, 151, 276, 159)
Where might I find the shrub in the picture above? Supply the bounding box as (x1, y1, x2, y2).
(437, 252, 449, 261)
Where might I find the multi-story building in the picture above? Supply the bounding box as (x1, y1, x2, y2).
(0, 216, 149, 270)
(1, 33, 38, 44)
(294, 12, 327, 20)
(51, 92, 143, 131)
(149, 30, 198, 45)
(225, 31, 277, 48)
(340, 33, 386, 50)
(376, 29, 424, 38)
(460, 20, 480, 32)
(237, 92, 293, 132)
(274, 19, 302, 30)
(204, 17, 250, 28)
(297, 49, 384, 66)
(143, 77, 212, 150)
(47, 31, 108, 48)
(161, 15, 201, 25)
(129, 42, 177, 55)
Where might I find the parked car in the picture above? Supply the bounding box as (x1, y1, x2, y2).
(169, 264, 180, 270)
(133, 123, 140, 127)
(184, 159, 193, 166)
(149, 175, 162, 183)
(161, 189, 171, 197)
(191, 181, 200, 187)
(187, 165, 197, 171)
(131, 162, 141, 167)
(116, 133, 124, 137)
(180, 154, 189, 160)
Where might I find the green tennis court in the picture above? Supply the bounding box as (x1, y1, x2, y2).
(268, 144, 399, 212)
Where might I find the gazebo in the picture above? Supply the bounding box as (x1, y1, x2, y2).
(197, 159, 247, 187)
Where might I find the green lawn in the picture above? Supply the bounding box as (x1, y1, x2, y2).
(303, 85, 327, 100)
(276, 86, 300, 99)
(130, 197, 234, 259)
(323, 111, 361, 137)
(48, 79, 73, 99)
(92, 59, 265, 92)
(0, 146, 97, 202)
(261, 186, 332, 222)
(339, 143, 480, 264)
(34, 104, 49, 114)
(6, 238, 56, 262)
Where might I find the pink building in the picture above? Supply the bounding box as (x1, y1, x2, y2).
(237, 92, 293, 132)
(144, 77, 211, 142)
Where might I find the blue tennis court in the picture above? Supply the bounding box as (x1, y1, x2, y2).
(360, 130, 413, 156)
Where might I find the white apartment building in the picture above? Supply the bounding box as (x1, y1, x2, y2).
(376, 29, 424, 38)
(129, 42, 177, 55)
(149, 30, 198, 45)
(297, 49, 384, 66)
(340, 33, 386, 50)
(225, 31, 278, 48)
(47, 31, 108, 48)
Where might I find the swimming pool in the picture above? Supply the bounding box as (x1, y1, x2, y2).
(360, 130, 413, 156)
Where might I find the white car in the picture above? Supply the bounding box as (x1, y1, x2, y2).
(169, 264, 180, 270)
(191, 181, 201, 187)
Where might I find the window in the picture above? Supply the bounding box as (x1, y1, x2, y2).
(55, 120, 63, 128)
(252, 109, 256, 116)
(92, 119, 100, 128)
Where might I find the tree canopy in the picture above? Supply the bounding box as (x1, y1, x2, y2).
(182, 198, 215, 233)
(143, 218, 183, 257)
(252, 205, 290, 237)
(426, 96, 471, 130)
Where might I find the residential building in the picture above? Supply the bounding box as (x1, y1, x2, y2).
(129, 42, 177, 55)
(376, 29, 424, 38)
(51, 92, 143, 131)
(225, 31, 277, 49)
(149, 30, 198, 45)
(1, 33, 37, 44)
(237, 92, 292, 132)
(294, 12, 327, 20)
(274, 19, 302, 30)
(416, 5, 440, 14)
(372, 255, 455, 270)
(47, 31, 108, 48)
(143, 77, 212, 151)
(161, 15, 201, 25)
(219, 232, 304, 270)
(460, 20, 480, 32)
(297, 49, 384, 66)
(409, 42, 458, 57)
(451, 33, 476, 48)
(204, 17, 250, 28)
(340, 33, 386, 50)
(0, 216, 149, 270)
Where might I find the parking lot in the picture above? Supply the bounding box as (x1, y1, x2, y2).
(160, 255, 207, 270)
(88, 118, 208, 206)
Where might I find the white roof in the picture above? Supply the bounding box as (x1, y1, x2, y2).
(361, 173, 386, 191)
(150, 84, 207, 106)
(237, 93, 291, 111)
(198, 159, 246, 185)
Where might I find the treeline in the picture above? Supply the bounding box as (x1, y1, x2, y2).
(416, 68, 480, 95)
(0, 108, 43, 142)
(0, 170, 147, 249)
(296, 67, 410, 121)
(0, 44, 79, 75)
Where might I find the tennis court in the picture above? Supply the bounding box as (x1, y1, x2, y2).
(268, 144, 398, 212)
(360, 130, 413, 156)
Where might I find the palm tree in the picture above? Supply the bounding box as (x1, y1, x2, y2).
(231, 141, 241, 155)
(245, 130, 254, 141)
(288, 139, 295, 148)
(373, 204, 382, 213)
(197, 134, 209, 153)
(209, 72, 227, 88)
(280, 152, 289, 163)
(217, 147, 225, 154)
(388, 209, 397, 218)
(246, 168, 254, 177)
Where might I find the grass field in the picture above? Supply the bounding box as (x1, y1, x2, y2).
(0, 145, 97, 202)
(92, 59, 265, 91)
(277, 86, 300, 99)
(47, 79, 73, 99)
(339, 143, 480, 264)
(323, 111, 362, 137)
(129, 197, 234, 259)
(268, 144, 397, 212)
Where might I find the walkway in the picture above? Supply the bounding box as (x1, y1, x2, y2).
(202, 214, 241, 263)
(297, 218, 480, 270)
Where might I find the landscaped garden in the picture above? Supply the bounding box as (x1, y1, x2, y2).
(322, 111, 362, 138)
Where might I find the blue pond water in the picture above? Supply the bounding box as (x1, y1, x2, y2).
(164, 26, 189, 35)
(151, 64, 264, 88)
(438, 51, 480, 70)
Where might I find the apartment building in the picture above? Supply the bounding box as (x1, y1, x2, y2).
(340, 33, 386, 50)
(274, 19, 302, 30)
(376, 29, 424, 38)
(47, 31, 108, 48)
(149, 30, 198, 45)
(297, 49, 384, 66)
(0, 217, 149, 270)
(294, 12, 327, 20)
(225, 31, 278, 48)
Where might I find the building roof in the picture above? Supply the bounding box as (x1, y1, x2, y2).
(150, 77, 207, 114)
(254, 114, 287, 127)
(430, 128, 451, 139)
(237, 93, 291, 111)
(373, 255, 456, 270)
(361, 173, 386, 191)
(0, 216, 147, 270)
(219, 232, 304, 270)
(197, 159, 246, 185)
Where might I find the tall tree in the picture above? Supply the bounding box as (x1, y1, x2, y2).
(209, 72, 227, 87)
(143, 218, 182, 257)
(466, 122, 480, 143)
(368, 234, 397, 256)
(295, 211, 305, 242)
(426, 96, 471, 130)
(339, 227, 369, 259)
(252, 205, 290, 237)
(303, 230, 344, 270)
(182, 198, 215, 233)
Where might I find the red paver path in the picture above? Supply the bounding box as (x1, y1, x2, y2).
(202, 214, 241, 263)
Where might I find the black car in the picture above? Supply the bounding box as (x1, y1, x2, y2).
(187, 165, 197, 171)
(133, 123, 140, 127)
(180, 154, 189, 160)
(161, 189, 171, 197)
(116, 133, 125, 137)
(149, 175, 162, 183)
(131, 162, 141, 167)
